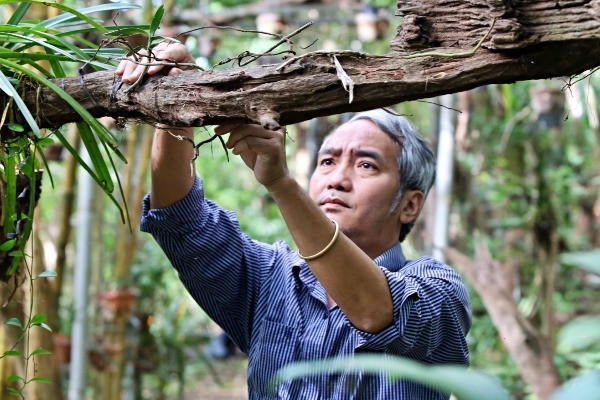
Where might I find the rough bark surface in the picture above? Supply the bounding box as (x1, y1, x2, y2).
(444, 243, 562, 400)
(10, 0, 600, 129)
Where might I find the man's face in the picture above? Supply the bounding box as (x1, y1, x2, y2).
(309, 119, 403, 257)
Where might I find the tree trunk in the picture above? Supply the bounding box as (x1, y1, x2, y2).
(444, 241, 561, 400)
(9, 0, 600, 129)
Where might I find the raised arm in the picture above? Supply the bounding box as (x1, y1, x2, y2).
(215, 124, 396, 333)
(116, 42, 196, 208)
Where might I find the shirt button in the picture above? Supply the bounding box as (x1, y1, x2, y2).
(322, 312, 328, 319)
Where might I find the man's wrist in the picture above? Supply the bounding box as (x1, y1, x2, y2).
(265, 174, 297, 196)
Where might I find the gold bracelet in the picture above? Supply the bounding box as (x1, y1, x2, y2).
(298, 220, 340, 261)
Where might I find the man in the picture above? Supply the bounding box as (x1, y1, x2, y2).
(117, 42, 470, 399)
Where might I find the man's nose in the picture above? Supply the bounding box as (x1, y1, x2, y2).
(326, 165, 352, 191)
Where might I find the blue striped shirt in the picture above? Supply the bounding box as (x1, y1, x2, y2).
(141, 178, 471, 399)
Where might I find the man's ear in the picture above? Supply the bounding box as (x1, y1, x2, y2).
(398, 190, 424, 224)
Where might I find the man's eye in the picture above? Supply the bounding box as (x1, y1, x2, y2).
(360, 162, 374, 169)
(320, 158, 333, 166)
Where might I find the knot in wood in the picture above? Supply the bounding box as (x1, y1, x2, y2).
(400, 15, 433, 49)
(260, 112, 281, 130)
(490, 18, 524, 48)
(591, 0, 600, 20)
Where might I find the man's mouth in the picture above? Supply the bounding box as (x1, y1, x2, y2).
(320, 197, 350, 208)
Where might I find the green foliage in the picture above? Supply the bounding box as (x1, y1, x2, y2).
(274, 354, 510, 400)
(560, 249, 600, 276)
(557, 315, 600, 353)
(1, 269, 58, 397)
(129, 240, 219, 398)
(0, 0, 143, 278)
(550, 371, 600, 400)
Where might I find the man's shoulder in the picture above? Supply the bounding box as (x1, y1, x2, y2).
(400, 256, 459, 278)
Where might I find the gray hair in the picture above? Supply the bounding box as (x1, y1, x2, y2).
(348, 109, 436, 242)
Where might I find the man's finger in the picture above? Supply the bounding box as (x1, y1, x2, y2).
(167, 67, 184, 76)
(214, 124, 242, 135)
(115, 59, 127, 75)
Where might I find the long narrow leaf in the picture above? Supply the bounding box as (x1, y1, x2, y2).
(274, 355, 510, 400)
(6, 2, 30, 25)
(77, 122, 114, 193)
(149, 5, 164, 37)
(0, 0, 110, 35)
(34, 141, 54, 189)
(4, 29, 88, 62)
(0, 69, 42, 138)
(53, 129, 124, 215)
(2, 153, 16, 236)
(58, 25, 150, 38)
(0, 51, 72, 62)
(100, 140, 127, 225)
(45, 46, 66, 78)
(0, 58, 117, 148)
(38, 2, 141, 29)
(0, 71, 14, 96)
(0, 50, 115, 72)
(0, 25, 120, 70)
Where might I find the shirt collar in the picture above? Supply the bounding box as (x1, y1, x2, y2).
(373, 242, 407, 272)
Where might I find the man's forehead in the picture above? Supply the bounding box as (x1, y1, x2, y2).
(320, 122, 399, 155)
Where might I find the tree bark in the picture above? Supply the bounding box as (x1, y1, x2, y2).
(10, 0, 600, 130)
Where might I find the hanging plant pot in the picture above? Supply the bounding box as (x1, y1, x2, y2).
(53, 333, 71, 364)
(98, 289, 135, 317)
(355, 8, 390, 43)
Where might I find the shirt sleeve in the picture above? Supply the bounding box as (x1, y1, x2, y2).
(350, 258, 471, 365)
(140, 177, 278, 353)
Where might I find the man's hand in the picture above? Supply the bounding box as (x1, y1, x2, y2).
(215, 124, 289, 188)
(115, 40, 196, 83)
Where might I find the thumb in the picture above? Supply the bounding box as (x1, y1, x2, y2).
(168, 68, 184, 76)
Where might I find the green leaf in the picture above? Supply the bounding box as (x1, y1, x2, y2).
(30, 314, 47, 325)
(29, 376, 52, 384)
(36, 137, 54, 148)
(36, 270, 58, 279)
(557, 315, 600, 353)
(2, 153, 17, 237)
(34, 140, 55, 188)
(0, 69, 42, 138)
(52, 129, 124, 217)
(100, 140, 128, 225)
(8, 250, 25, 257)
(6, 123, 24, 132)
(2, 350, 23, 358)
(19, 157, 35, 176)
(39, 323, 53, 332)
(30, 348, 52, 356)
(559, 249, 600, 276)
(150, 5, 165, 36)
(7, 387, 22, 396)
(38, 2, 141, 29)
(0, 72, 14, 96)
(6, 2, 30, 25)
(273, 355, 510, 400)
(0, 239, 16, 251)
(7, 374, 24, 383)
(550, 371, 600, 400)
(0, 58, 117, 147)
(0, 0, 109, 36)
(77, 122, 114, 193)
